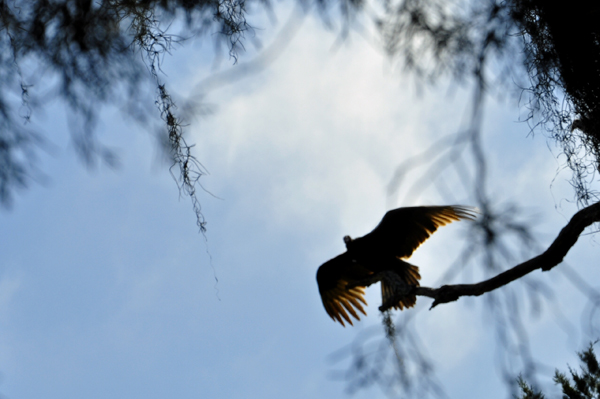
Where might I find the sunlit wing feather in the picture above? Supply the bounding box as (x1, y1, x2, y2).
(319, 279, 367, 326)
(320, 280, 367, 326)
(316, 252, 371, 326)
(356, 205, 478, 259)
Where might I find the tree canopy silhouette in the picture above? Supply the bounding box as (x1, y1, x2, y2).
(1, 0, 256, 228)
(517, 343, 600, 399)
(2, 0, 600, 212)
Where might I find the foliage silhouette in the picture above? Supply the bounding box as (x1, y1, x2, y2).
(2, 0, 600, 218)
(517, 343, 600, 399)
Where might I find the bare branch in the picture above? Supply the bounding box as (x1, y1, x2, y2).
(397, 201, 600, 310)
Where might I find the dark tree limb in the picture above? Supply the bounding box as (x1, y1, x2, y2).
(401, 201, 600, 310)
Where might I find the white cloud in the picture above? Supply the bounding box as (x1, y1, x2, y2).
(191, 14, 481, 243)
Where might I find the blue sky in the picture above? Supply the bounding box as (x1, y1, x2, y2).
(0, 5, 598, 399)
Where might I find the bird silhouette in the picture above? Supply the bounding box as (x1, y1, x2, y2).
(316, 205, 477, 326)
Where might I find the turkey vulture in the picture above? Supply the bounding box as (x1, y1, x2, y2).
(316, 205, 477, 326)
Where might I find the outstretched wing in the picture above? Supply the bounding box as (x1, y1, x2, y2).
(316, 253, 369, 326)
(354, 206, 477, 259)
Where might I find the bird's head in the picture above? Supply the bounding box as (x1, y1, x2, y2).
(343, 235, 353, 248)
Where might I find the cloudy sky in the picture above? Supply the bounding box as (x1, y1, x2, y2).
(0, 4, 598, 399)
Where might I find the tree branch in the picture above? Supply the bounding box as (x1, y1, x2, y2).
(380, 201, 600, 311)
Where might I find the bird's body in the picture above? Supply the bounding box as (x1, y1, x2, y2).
(316, 205, 476, 326)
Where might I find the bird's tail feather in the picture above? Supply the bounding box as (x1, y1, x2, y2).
(381, 260, 421, 310)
